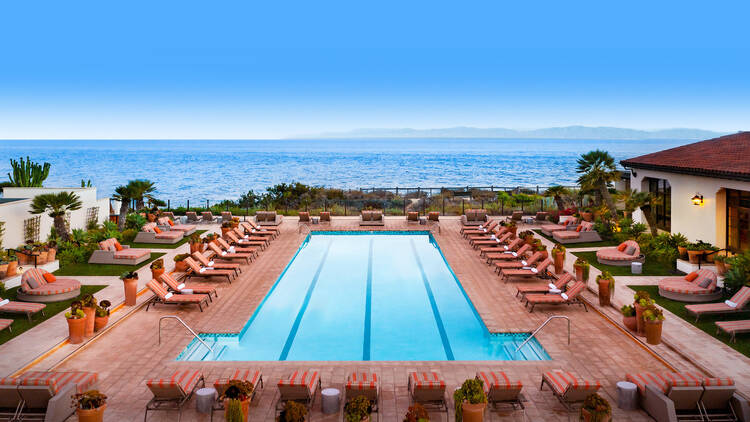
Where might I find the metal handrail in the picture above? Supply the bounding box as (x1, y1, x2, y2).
(158, 316, 214, 356)
(515, 315, 570, 352)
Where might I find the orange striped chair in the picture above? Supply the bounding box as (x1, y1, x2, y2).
(0, 319, 11, 334)
(241, 220, 279, 237)
(625, 372, 704, 421)
(516, 272, 573, 298)
(479, 237, 524, 257)
(476, 371, 524, 412)
(276, 370, 321, 413)
(191, 251, 242, 274)
(206, 242, 254, 264)
(0, 299, 46, 322)
(685, 286, 750, 321)
(493, 251, 542, 274)
(0, 371, 98, 422)
(212, 369, 263, 417)
(183, 256, 234, 283)
(463, 220, 499, 238)
(460, 218, 492, 233)
(471, 231, 512, 249)
(540, 370, 601, 411)
(160, 273, 217, 301)
(145, 279, 210, 312)
(216, 236, 260, 256)
(485, 243, 532, 265)
(145, 369, 204, 422)
(407, 372, 448, 417)
(523, 281, 588, 312)
(345, 372, 379, 418)
(699, 376, 748, 419)
(319, 212, 331, 223)
(715, 320, 750, 343)
(499, 257, 552, 282)
(227, 229, 267, 250)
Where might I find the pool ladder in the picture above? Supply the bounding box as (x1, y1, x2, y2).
(515, 315, 570, 352)
(159, 315, 215, 357)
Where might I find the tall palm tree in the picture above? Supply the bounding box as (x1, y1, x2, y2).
(29, 191, 82, 242)
(112, 185, 133, 231)
(626, 190, 661, 235)
(127, 179, 156, 210)
(543, 185, 570, 211)
(576, 150, 619, 217)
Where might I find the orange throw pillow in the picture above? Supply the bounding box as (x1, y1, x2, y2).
(43, 272, 56, 283)
(167, 220, 175, 226)
(617, 243, 627, 252)
(576, 225, 583, 232)
(153, 226, 162, 234)
(114, 241, 124, 251)
(685, 272, 699, 282)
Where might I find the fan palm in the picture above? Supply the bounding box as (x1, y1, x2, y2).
(112, 185, 134, 231)
(29, 191, 82, 242)
(127, 179, 156, 210)
(625, 190, 661, 235)
(576, 150, 619, 217)
(543, 185, 570, 211)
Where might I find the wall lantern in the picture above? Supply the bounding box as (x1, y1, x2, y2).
(691, 194, 704, 206)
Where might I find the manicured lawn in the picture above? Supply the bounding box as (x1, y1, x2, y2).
(0, 285, 107, 346)
(53, 252, 165, 276)
(533, 229, 619, 249)
(572, 251, 680, 276)
(628, 285, 749, 358)
(123, 230, 207, 249)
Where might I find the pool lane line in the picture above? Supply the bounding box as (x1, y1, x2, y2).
(279, 239, 333, 361)
(363, 238, 374, 360)
(410, 239, 455, 360)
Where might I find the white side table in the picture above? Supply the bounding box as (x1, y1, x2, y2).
(195, 387, 216, 413)
(631, 261, 643, 274)
(321, 388, 340, 414)
(616, 381, 638, 410)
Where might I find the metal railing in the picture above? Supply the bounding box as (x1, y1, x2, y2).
(515, 315, 570, 352)
(158, 316, 214, 356)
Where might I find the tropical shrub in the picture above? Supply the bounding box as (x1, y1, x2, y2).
(124, 213, 147, 231)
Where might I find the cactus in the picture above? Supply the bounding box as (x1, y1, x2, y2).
(224, 399, 244, 422)
(7, 156, 50, 187)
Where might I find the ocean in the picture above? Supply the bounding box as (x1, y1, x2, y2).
(0, 138, 688, 204)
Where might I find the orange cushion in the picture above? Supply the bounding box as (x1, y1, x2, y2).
(617, 243, 627, 252)
(153, 226, 162, 234)
(114, 240, 124, 251)
(167, 219, 174, 226)
(576, 225, 583, 232)
(43, 272, 56, 283)
(685, 272, 699, 282)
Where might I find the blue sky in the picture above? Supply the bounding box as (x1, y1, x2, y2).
(0, 0, 748, 139)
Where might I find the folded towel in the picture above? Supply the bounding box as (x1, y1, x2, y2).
(0, 299, 8, 307)
(521, 260, 528, 266)
(221, 251, 227, 256)
(228, 246, 235, 253)
(503, 251, 512, 254)
(490, 235, 496, 240)
(165, 292, 174, 299)
(503, 245, 508, 249)
(522, 266, 532, 270)
(531, 268, 538, 273)
(180, 289, 193, 294)
(726, 300, 738, 308)
(561, 293, 569, 300)
(244, 235, 249, 239)
(208, 260, 215, 266)
(482, 228, 488, 233)
(548, 283, 557, 289)
(205, 267, 214, 271)
(511, 252, 518, 257)
(549, 288, 562, 294)
(251, 229, 256, 233)
(177, 283, 186, 290)
(199, 267, 206, 273)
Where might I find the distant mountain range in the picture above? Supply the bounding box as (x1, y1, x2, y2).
(299, 126, 727, 140)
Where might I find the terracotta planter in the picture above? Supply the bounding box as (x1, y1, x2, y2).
(0, 263, 7, 277)
(581, 212, 593, 222)
(224, 398, 250, 422)
(83, 307, 96, 337)
(461, 402, 486, 422)
(539, 250, 548, 259)
(94, 315, 109, 332)
(704, 250, 715, 263)
(151, 268, 165, 280)
(623, 315, 637, 332)
(574, 264, 584, 282)
(634, 303, 646, 336)
(76, 404, 106, 422)
(174, 261, 188, 273)
(716, 261, 727, 276)
(687, 250, 703, 264)
(509, 226, 517, 236)
(123, 278, 138, 306)
(524, 236, 534, 245)
(597, 279, 612, 307)
(37, 251, 48, 264)
(581, 408, 611, 422)
(5, 260, 17, 277)
(189, 242, 203, 254)
(553, 252, 565, 274)
(645, 319, 663, 345)
(677, 246, 687, 260)
(67, 317, 86, 344)
(47, 248, 56, 262)
(221, 227, 231, 236)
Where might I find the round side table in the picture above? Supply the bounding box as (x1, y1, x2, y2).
(321, 388, 340, 414)
(195, 387, 217, 413)
(616, 381, 638, 410)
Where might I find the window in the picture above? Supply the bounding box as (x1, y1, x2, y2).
(727, 189, 750, 252)
(647, 178, 671, 231)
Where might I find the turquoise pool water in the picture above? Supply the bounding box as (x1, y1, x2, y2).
(177, 232, 549, 361)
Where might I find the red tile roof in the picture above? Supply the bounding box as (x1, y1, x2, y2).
(621, 132, 750, 181)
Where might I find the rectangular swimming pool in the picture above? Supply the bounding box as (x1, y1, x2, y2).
(178, 231, 549, 361)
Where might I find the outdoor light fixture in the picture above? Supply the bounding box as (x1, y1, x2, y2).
(691, 194, 704, 206)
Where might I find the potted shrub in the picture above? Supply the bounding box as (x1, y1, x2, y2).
(580, 393, 611, 422)
(46, 241, 57, 262)
(403, 403, 430, 422)
(278, 400, 307, 422)
(72, 390, 107, 422)
(150, 258, 165, 280)
(552, 244, 566, 274)
(672, 233, 688, 260)
(231, 216, 241, 228)
(204, 233, 219, 245)
(220, 379, 254, 422)
(705, 245, 720, 263)
(35, 243, 48, 264)
(596, 271, 615, 307)
(120, 271, 139, 306)
(81, 294, 97, 337)
(714, 254, 728, 276)
(0, 253, 8, 277)
(221, 221, 234, 236)
(686, 243, 704, 264)
(633, 291, 654, 336)
(453, 378, 487, 422)
(188, 232, 203, 253)
(506, 220, 517, 236)
(94, 300, 111, 332)
(573, 258, 590, 283)
(65, 301, 87, 344)
(580, 208, 593, 222)
(344, 395, 372, 422)
(519, 230, 535, 245)
(533, 240, 548, 259)
(621, 305, 637, 332)
(643, 306, 665, 345)
(173, 253, 190, 272)
(5, 254, 18, 277)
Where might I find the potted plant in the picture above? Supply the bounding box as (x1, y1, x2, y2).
(5, 254, 18, 277)
(188, 232, 203, 253)
(120, 271, 139, 306)
(580, 393, 611, 422)
(506, 220, 517, 236)
(453, 378, 487, 422)
(705, 245, 720, 263)
(714, 254, 728, 276)
(573, 258, 590, 283)
(150, 258, 165, 280)
(173, 253, 190, 272)
(221, 221, 234, 236)
(403, 403, 430, 422)
(219, 379, 254, 422)
(643, 306, 665, 345)
(231, 216, 241, 228)
(518, 230, 535, 245)
(35, 243, 48, 264)
(72, 390, 107, 422)
(672, 233, 688, 260)
(204, 232, 219, 245)
(686, 243, 704, 264)
(94, 300, 111, 332)
(533, 240, 548, 259)
(65, 301, 86, 344)
(46, 241, 57, 262)
(596, 271, 615, 307)
(552, 244, 566, 274)
(278, 400, 307, 422)
(633, 291, 654, 336)
(621, 305, 637, 332)
(81, 294, 97, 337)
(344, 395, 372, 422)
(580, 208, 593, 222)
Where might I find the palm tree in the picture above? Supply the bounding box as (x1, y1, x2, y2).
(112, 185, 133, 231)
(127, 179, 156, 210)
(576, 150, 619, 217)
(544, 185, 570, 211)
(29, 192, 82, 242)
(625, 190, 661, 235)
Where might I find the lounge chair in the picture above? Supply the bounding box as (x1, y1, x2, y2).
(625, 372, 705, 422)
(186, 211, 199, 223)
(471, 231, 512, 249)
(494, 251, 543, 274)
(241, 220, 279, 237)
(0, 299, 46, 322)
(0, 371, 98, 422)
(221, 211, 233, 223)
(511, 211, 523, 221)
(345, 372, 379, 419)
(217, 237, 260, 257)
(476, 371, 524, 412)
(407, 211, 419, 223)
(145, 279, 210, 311)
(157, 217, 196, 235)
(540, 218, 577, 236)
(320, 212, 331, 223)
(500, 257, 552, 283)
(360, 210, 385, 226)
(685, 286, 750, 321)
(699, 377, 750, 421)
(160, 273, 217, 301)
(485, 244, 532, 265)
(276, 370, 320, 413)
(212, 370, 263, 417)
(428, 211, 439, 222)
(463, 221, 500, 239)
(552, 221, 602, 244)
(16, 268, 81, 303)
(460, 218, 492, 233)
(134, 222, 184, 244)
(516, 272, 573, 298)
(192, 251, 242, 274)
(89, 238, 150, 265)
(461, 209, 488, 226)
(161, 211, 176, 220)
(596, 240, 644, 266)
(206, 242, 254, 264)
(540, 370, 601, 411)
(145, 369, 205, 422)
(407, 372, 448, 417)
(524, 281, 588, 312)
(535, 212, 548, 222)
(234, 225, 273, 242)
(183, 256, 234, 283)
(479, 237, 523, 257)
(658, 269, 721, 302)
(298, 212, 310, 223)
(0, 319, 11, 334)
(716, 320, 750, 343)
(256, 210, 283, 226)
(201, 211, 220, 224)
(226, 230, 267, 250)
